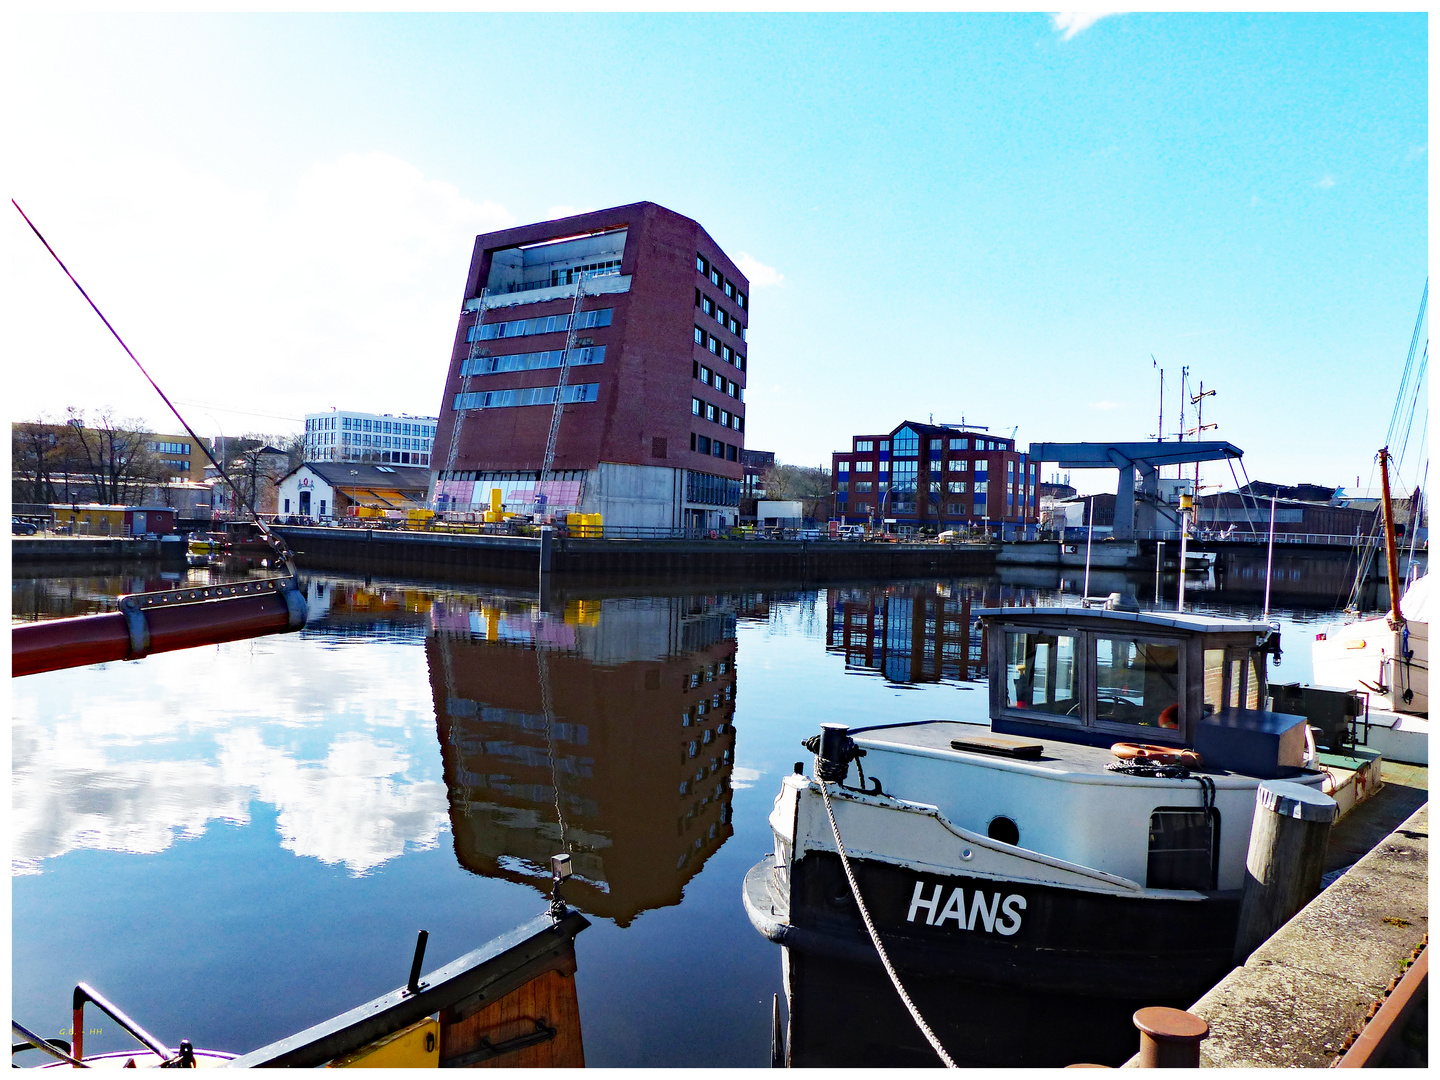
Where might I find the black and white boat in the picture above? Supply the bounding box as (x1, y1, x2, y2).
(744, 602, 1327, 1007)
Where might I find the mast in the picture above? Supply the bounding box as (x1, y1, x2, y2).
(1378, 447, 1403, 628)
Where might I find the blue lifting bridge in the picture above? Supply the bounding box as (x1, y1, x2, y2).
(1029, 440, 1244, 540)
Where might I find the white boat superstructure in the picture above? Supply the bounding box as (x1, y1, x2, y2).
(1313, 574, 1429, 720)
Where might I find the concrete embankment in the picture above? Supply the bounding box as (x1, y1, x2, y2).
(1172, 797, 1428, 1067)
(12, 536, 186, 563)
(272, 525, 997, 583)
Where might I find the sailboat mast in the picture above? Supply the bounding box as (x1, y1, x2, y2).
(1378, 447, 1403, 628)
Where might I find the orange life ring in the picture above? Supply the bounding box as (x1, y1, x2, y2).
(1110, 743, 1203, 768)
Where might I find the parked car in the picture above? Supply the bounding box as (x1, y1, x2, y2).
(12, 517, 39, 535)
(836, 525, 866, 541)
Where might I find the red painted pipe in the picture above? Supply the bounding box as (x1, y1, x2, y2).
(13, 593, 299, 677)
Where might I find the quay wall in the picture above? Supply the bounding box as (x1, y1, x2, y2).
(271, 525, 997, 583)
(1164, 804, 1428, 1068)
(11, 536, 186, 563)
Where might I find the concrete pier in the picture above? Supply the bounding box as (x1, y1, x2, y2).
(1179, 801, 1428, 1067)
(271, 525, 997, 583)
(11, 536, 187, 563)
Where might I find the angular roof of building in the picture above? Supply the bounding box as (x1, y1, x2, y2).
(282, 461, 431, 491)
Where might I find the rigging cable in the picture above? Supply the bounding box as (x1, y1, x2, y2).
(815, 770, 957, 1068)
(1386, 279, 1427, 458)
(11, 199, 295, 575)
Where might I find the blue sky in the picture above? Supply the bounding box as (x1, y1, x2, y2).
(6, 12, 1428, 494)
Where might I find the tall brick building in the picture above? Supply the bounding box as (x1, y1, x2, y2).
(432, 203, 749, 531)
(831, 421, 1040, 538)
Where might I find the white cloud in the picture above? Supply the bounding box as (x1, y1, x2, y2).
(8, 149, 513, 434)
(1052, 12, 1122, 40)
(1314, 175, 1336, 190)
(730, 766, 762, 789)
(11, 635, 449, 876)
(736, 252, 785, 288)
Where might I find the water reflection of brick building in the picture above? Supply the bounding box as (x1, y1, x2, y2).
(426, 593, 737, 925)
(827, 585, 993, 684)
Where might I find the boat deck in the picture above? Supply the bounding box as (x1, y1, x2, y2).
(852, 719, 1249, 780)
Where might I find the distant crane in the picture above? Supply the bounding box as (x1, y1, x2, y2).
(535, 272, 591, 516)
(436, 288, 491, 512)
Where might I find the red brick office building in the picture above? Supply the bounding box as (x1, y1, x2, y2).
(432, 202, 749, 531)
(831, 421, 1040, 538)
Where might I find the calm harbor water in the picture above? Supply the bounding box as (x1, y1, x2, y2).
(12, 558, 1361, 1066)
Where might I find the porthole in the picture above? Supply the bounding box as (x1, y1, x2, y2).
(988, 816, 1020, 846)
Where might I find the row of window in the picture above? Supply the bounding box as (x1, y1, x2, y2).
(694, 429, 739, 459)
(692, 397, 745, 432)
(696, 290, 746, 340)
(840, 459, 990, 476)
(693, 326, 747, 370)
(838, 457, 1036, 478)
(852, 436, 1016, 454)
(454, 383, 599, 411)
(160, 458, 189, 473)
(336, 432, 433, 451)
(148, 441, 190, 456)
(462, 346, 605, 376)
(471, 308, 613, 342)
(316, 416, 436, 437)
(693, 362, 742, 399)
(696, 254, 747, 310)
(550, 260, 621, 287)
(685, 468, 742, 506)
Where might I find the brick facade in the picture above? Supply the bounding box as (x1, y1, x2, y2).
(830, 421, 1039, 537)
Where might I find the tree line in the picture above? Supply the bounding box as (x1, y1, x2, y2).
(12, 408, 303, 511)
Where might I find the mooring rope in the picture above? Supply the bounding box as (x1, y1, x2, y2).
(815, 770, 957, 1068)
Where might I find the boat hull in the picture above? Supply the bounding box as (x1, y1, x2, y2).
(745, 854, 1240, 1001)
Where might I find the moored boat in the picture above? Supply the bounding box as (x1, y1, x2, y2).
(13, 860, 590, 1069)
(744, 602, 1329, 1009)
(1311, 447, 1428, 764)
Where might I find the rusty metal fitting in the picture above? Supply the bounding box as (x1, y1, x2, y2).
(1132, 1007, 1208, 1068)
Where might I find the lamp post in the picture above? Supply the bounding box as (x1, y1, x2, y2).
(1177, 492, 1193, 612)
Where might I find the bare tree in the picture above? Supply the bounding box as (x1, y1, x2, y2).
(12, 416, 70, 505)
(761, 462, 832, 523)
(228, 434, 290, 515)
(282, 432, 306, 472)
(63, 408, 164, 505)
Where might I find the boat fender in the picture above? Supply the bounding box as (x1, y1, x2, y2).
(280, 579, 308, 630)
(1110, 743, 1202, 769)
(117, 595, 151, 661)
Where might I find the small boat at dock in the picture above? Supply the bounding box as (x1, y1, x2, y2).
(13, 861, 590, 1068)
(744, 601, 1336, 1011)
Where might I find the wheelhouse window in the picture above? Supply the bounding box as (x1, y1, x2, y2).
(1094, 637, 1182, 731)
(1005, 631, 1080, 719)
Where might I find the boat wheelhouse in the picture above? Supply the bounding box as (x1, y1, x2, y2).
(744, 603, 1327, 1005)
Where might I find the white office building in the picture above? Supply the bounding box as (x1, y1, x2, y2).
(304, 410, 438, 467)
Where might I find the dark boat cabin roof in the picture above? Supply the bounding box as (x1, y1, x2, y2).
(976, 605, 1283, 754)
